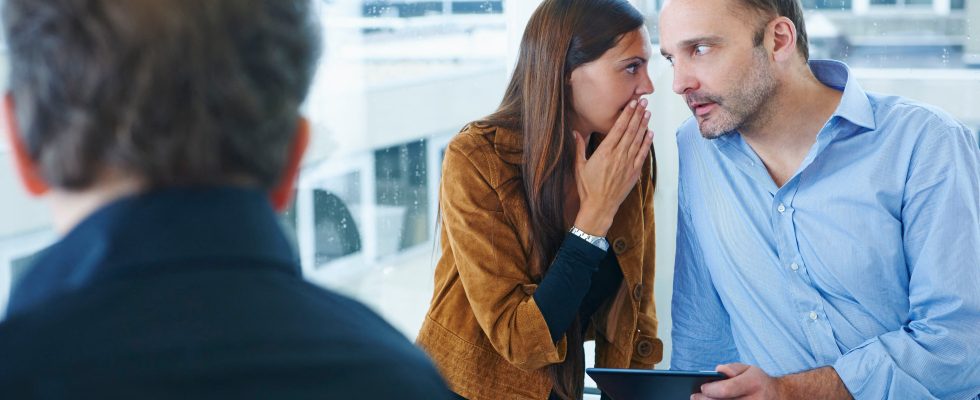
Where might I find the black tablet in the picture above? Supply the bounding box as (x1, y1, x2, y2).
(586, 368, 725, 400)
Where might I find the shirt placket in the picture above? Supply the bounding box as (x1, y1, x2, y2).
(772, 178, 841, 366)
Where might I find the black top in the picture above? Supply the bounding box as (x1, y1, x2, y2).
(0, 187, 450, 399)
(533, 233, 624, 343)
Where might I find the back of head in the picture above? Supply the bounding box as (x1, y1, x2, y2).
(734, 0, 809, 59)
(2, 0, 320, 191)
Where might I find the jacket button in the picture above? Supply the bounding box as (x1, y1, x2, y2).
(632, 283, 644, 302)
(635, 339, 653, 358)
(612, 238, 627, 254)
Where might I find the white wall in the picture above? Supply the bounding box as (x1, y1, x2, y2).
(648, 56, 689, 368)
(967, 0, 980, 66)
(853, 68, 980, 127)
(0, 154, 50, 238)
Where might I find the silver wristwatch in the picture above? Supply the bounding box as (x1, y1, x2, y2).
(569, 226, 609, 252)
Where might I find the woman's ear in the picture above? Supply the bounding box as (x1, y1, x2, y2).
(3, 93, 49, 196)
(269, 116, 310, 212)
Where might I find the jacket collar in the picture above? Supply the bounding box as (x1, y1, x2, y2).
(480, 123, 523, 165)
(6, 186, 300, 319)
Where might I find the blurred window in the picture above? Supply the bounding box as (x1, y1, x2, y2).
(803, 0, 854, 9)
(870, 0, 933, 6)
(363, 1, 503, 17)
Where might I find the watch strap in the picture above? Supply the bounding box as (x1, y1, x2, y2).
(569, 226, 609, 252)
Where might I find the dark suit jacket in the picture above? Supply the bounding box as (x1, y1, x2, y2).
(0, 187, 449, 399)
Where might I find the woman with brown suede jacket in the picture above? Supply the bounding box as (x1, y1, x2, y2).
(416, 1, 663, 399)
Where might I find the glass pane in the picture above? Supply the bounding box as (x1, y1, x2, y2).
(314, 172, 363, 267)
(451, 1, 503, 14)
(314, 189, 363, 264)
(363, 1, 443, 18)
(374, 140, 429, 256)
(803, 0, 853, 9)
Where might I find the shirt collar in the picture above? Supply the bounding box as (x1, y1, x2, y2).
(714, 59, 876, 149)
(7, 186, 299, 318)
(710, 60, 878, 194)
(809, 59, 877, 131)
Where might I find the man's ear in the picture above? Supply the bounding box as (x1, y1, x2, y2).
(2, 93, 49, 197)
(269, 116, 310, 212)
(769, 16, 800, 63)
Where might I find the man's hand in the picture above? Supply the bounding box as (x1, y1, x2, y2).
(693, 363, 779, 400)
(692, 364, 853, 400)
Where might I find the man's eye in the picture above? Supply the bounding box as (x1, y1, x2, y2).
(694, 45, 711, 56)
(664, 56, 674, 67)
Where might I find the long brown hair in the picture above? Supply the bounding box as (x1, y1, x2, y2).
(480, 0, 651, 398)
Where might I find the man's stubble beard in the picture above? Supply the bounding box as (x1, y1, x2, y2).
(696, 47, 778, 140)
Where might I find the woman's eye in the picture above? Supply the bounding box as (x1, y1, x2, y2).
(626, 63, 641, 74)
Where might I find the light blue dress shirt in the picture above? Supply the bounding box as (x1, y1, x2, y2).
(671, 59, 980, 399)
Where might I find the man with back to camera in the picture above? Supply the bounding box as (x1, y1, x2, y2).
(659, 0, 980, 398)
(0, 0, 449, 398)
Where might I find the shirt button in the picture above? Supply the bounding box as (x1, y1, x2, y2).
(809, 311, 818, 321)
(777, 204, 786, 213)
(790, 263, 800, 271)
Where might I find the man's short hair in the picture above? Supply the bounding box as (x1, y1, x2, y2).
(735, 0, 809, 60)
(2, 0, 321, 190)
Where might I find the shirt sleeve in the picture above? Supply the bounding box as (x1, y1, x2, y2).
(670, 181, 740, 371)
(832, 122, 980, 400)
(533, 233, 607, 343)
(577, 253, 624, 330)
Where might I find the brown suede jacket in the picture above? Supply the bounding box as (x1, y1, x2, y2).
(416, 123, 663, 400)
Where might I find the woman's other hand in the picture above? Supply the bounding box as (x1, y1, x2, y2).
(572, 97, 653, 237)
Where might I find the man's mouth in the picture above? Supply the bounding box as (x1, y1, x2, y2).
(690, 101, 716, 117)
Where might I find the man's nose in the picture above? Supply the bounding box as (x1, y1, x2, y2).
(671, 61, 698, 95)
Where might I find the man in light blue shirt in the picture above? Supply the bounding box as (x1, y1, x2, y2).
(659, 0, 980, 398)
